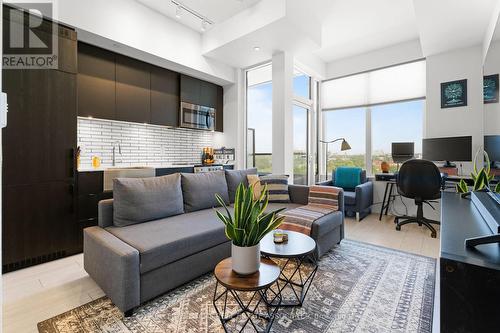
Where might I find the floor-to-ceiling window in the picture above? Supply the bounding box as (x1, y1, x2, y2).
(371, 100, 424, 173)
(293, 69, 313, 185)
(320, 60, 426, 178)
(323, 107, 366, 177)
(246, 63, 272, 172)
(293, 105, 309, 184)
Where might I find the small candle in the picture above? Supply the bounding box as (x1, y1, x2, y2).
(273, 229, 284, 243)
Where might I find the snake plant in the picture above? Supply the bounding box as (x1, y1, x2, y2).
(215, 183, 285, 247)
(456, 149, 498, 195)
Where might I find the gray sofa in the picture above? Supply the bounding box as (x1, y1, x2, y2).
(83, 169, 344, 315)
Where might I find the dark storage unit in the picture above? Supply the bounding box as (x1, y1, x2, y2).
(76, 171, 112, 252)
(77, 42, 116, 119)
(150, 66, 179, 127)
(77, 44, 222, 130)
(2, 12, 78, 272)
(116, 55, 151, 123)
(180, 74, 224, 131)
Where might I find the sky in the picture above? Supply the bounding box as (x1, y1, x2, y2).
(247, 75, 424, 156)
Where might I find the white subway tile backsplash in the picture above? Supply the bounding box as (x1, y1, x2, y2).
(77, 117, 214, 168)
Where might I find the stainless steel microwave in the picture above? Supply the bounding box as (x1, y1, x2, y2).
(180, 101, 216, 131)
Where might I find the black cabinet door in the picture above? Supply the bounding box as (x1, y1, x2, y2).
(77, 43, 116, 119)
(2, 69, 76, 186)
(116, 54, 151, 123)
(200, 80, 218, 108)
(56, 26, 78, 74)
(180, 74, 201, 105)
(215, 85, 224, 132)
(3, 181, 77, 269)
(151, 66, 179, 126)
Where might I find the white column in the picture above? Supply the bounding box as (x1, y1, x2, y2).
(272, 52, 294, 181)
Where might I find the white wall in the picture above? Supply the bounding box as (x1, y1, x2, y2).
(425, 45, 484, 175)
(53, 0, 235, 84)
(483, 40, 500, 136)
(326, 39, 423, 79)
(213, 69, 246, 169)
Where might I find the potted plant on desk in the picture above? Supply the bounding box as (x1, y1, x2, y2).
(215, 184, 285, 275)
(456, 150, 500, 197)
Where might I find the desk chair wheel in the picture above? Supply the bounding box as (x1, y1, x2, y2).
(396, 225, 401, 231)
(431, 231, 437, 239)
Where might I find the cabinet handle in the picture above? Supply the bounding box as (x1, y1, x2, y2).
(445, 265, 455, 273)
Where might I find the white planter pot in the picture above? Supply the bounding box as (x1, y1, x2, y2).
(231, 243, 260, 275)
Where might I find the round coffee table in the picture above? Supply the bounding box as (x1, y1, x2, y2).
(260, 230, 318, 307)
(213, 257, 282, 333)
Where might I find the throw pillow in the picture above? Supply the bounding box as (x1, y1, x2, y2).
(308, 185, 341, 210)
(225, 168, 258, 202)
(113, 173, 184, 227)
(181, 170, 230, 213)
(247, 174, 262, 200)
(260, 174, 290, 203)
(334, 167, 362, 189)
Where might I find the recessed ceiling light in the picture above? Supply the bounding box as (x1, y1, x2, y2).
(253, 46, 261, 51)
(175, 5, 182, 19)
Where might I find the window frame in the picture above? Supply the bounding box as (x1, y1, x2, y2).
(319, 59, 426, 177)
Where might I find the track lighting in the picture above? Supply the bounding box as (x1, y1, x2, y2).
(171, 1, 213, 32)
(201, 20, 207, 32)
(175, 5, 182, 19)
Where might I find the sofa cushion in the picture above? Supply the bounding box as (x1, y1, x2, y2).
(181, 171, 230, 213)
(343, 191, 356, 206)
(106, 208, 230, 274)
(225, 168, 257, 202)
(113, 174, 184, 227)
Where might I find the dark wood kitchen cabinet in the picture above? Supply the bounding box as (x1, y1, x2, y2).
(180, 74, 220, 108)
(150, 66, 180, 127)
(116, 54, 151, 123)
(180, 74, 224, 131)
(2, 10, 78, 272)
(76, 171, 112, 252)
(78, 42, 116, 120)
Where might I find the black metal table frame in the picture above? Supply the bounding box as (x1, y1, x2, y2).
(212, 281, 282, 333)
(379, 180, 396, 221)
(262, 254, 318, 307)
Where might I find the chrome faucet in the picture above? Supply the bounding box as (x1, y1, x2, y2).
(112, 141, 122, 166)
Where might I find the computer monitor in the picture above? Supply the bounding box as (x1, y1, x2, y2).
(422, 136, 472, 167)
(484, 135, 500, 168)
(391, 142, 414, 163)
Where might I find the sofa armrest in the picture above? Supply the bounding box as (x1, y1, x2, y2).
(84, 226, 140, 313)
(288, 184, 310, 205)
(355, 181, 373, 210)
(98, 199, 114, 228)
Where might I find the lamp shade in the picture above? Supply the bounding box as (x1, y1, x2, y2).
(341, 139, 351, 151)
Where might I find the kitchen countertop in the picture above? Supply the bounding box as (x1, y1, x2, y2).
(78, 164, 234, 172)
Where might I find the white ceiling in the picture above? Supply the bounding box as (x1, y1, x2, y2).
(136, 0, 260, 32)
(314, 0, 419, 62)
(137, 0, 500, 70)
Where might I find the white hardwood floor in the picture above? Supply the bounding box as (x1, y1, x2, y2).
(2, 213, 440, 333)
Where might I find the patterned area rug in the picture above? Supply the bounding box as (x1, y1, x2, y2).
(38, 240, 435, 333)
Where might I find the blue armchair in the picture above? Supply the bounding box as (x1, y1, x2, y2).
(319, 167, 373, 221)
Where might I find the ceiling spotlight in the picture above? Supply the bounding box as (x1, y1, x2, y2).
(201, 20, 208, 32)
(253, 46, 261, 51)
(175, 5, 182, 19)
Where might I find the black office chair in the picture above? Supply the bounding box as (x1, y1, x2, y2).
(395, 159, 441, 238)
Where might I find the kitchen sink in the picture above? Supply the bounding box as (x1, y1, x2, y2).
(103, 166, 156, 191)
